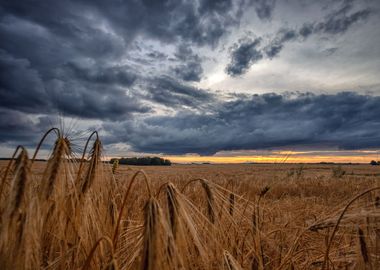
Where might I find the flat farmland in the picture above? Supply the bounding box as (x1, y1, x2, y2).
(1, 159, 379, 269)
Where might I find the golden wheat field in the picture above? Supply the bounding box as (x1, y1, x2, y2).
(0, 129, 379, 269)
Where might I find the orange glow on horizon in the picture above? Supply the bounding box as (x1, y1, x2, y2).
(104, 150, 380, 164)
(162, 151, 380, 164)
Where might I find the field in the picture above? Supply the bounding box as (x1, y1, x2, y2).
(0, 130, 379, 269)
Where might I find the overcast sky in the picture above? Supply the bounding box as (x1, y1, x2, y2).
(1, 0, 380, 161)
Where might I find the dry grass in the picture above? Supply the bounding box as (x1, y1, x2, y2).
(0, 129, 379, 269)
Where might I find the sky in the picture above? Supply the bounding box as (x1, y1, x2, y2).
(1, 0, 380, 163)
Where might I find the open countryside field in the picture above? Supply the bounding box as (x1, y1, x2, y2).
(1, 138, 380, 270)
(3, 0, 380, 269)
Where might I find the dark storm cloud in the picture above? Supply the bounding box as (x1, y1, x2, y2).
(65, 63, 137, 87)
(252, 0, 276, 20)
(262, 5, 370, 61)
(225, 37, 263, 76)
(225, 29, 297, 76)
(52, 86, 151, 120)
(173, 62, 204, 82)
(146, 51, 168, 61)
(0, 3, 148, 120)
(0, 109, 83, 150)
(145, 76, 215, 109)
(171, 44, 204, 82)
(0, 108, 44, 145)
(316, 2, 371, 35)
(0, 0, 251, 123)
(0, 50, 48, 113)
(264, 28, 298, 58)
(1, 0, 248, 47)
(199, 0, 233, 12)
(103, 92, 380, 155)
(298, 6, 371, 36)
(299, 23, 314, 38)
(0, 49, 150, 119)
(226, 0, 373, 76)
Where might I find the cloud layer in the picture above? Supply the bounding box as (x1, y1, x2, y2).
(226, 0, 373, 76)
(0, 0, 250, 118)
(103, 92, 380, 155)
(1, 0, 380, 157)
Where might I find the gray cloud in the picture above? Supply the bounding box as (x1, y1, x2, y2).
(1, 0, 247, 47)
(0, 48, 150, 120)
(145, 76, 215, 109)
(316, 3, 371, 35)
(0, 4, 150, 120)
(49, 79, 150, 120)
(146, 50, 168, 61)
(297, 7, 371, 37)
(226, 0, 373, 76)
(103, 92, 380, 155)
(0, 0, 251, 121)
(252, 0, 276, 20)
(264, 28, 298, 58)
(225, 37, 263, 76)
(0, 50, 48, 113)
(299, 23, 314, 38)
(173, 62, 204, 82)
(65, 62, 137, 87)
(0, 108, 48, 146)
(171, 44, 204, 82)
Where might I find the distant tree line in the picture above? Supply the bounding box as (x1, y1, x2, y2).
(110, 157, 171, 166)
(370, 160, 380, 165)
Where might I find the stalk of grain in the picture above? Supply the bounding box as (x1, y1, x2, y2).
(112, 159, 119, 175)
(0, 145, 24, 202)
(166, 183, 178, 239)
(254, 186, 270, 270)
(375, 228, 380, 270)
(357, 226, 372, 269)
(31, 127, 60, 164)
(322, 187, 380, 270)
(80, 138, 101, 194)
(229, 193, 235, 216)
(9, 147, 30, 217)
(76, 131, 98, 181)
(82, 236, 114, 270)
(141, 197, 161, 270)
(164, 182, 207, 268)
(0, 147, 31, 269)
(224, 250, 243, 270)
(104, 258, 119, 270)
(42, 137, 70, 199)
(112, 170, 152, 249)
(201, 179, 215, 224)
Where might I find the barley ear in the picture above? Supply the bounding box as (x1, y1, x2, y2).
(42, 137, 70, 199)
(141, 197, 161, 270)
(166, 183, 178, 239)
(201, 180, 215, 224)
(80, 138, 101, 194)
(9, 147, 30, 217)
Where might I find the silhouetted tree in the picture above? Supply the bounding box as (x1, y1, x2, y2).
(370, 160, 379, 165)
(110, 157, 172, 166)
